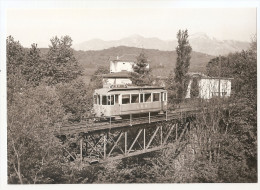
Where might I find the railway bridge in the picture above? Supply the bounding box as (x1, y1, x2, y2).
(54, 107, 199, 165)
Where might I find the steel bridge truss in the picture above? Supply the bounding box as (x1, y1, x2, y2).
(60, 118, 192, 164)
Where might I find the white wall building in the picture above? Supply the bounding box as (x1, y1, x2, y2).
(186, 75, 232, 99)
(110, 60, 135, 73)
(110, 55, 149, 73)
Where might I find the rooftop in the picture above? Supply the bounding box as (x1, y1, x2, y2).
(187, 72, 233, 80)
(95, 85, 165, 94)
(110, 54, 137, 62)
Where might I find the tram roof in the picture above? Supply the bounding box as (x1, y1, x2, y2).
(94, 86, 166, 95)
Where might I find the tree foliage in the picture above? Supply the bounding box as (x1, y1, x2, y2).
(6, 36, 27, 104)
(56, 78, 93, 122)
(8, 85, 65, 184)
(90, 66, 110, 89)
(174, 29, 192, 100)
(45, 36, 82, 85)
(131, 52, 153, 86)
(190, 77, 199, 98)
(21, 43, 47, 87)
(165, 71, 177, 108)
(7, 36, 89, 183)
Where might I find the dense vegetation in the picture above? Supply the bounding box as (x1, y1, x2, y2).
(7, 34, 257, 183)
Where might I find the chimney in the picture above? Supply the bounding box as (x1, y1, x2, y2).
(117, 56, 119, 60)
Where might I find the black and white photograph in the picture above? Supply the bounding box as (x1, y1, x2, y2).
(0, 0, 259, 188)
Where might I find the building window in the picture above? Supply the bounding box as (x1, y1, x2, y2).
(145, 93, 151, 102)
(122, 94, 130, 104)
(131, 94, 139, 103)
(153, 93, 160, 102)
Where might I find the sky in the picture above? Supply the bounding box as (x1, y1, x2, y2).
(6, 5, 257, 48)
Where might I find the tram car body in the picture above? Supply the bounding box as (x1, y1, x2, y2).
(93, 86, 167, 119)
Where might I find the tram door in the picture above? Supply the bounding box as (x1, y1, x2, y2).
(113, 94, 120, 115)
(160, 92, 164, 111)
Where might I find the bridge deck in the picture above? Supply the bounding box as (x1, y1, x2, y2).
(55, 107, 199, 135)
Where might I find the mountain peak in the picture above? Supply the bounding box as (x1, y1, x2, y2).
(73, 33, 250, 55)
(190, 32, 210, 40)
(127, 34, 144, 39)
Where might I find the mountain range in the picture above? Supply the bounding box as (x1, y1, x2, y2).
(73, 33, 250, 56)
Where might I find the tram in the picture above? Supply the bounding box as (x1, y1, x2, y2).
(93, 86, 167, 120)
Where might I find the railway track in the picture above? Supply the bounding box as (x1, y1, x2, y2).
(55, 107, 199, 135)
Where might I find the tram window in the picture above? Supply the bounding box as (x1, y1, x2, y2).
(122, 94, 130, 104)
(115, 95, 118, 104)
(153, 93, 160, 102)
(111, 95, 114, 105)
(102, 96, 107, 105)
(97, 95, 100, 104)
(131, 94, 139, 103)
(107, 96, 111, 105)
(107, 95, 115, 105)
(163, 93, 167, 101)
(145, 93, 151, 102)
(140, 94, 144, 103)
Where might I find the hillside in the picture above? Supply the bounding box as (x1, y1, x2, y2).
(73, 46, 214, 83)
(39, 46, 214, 83)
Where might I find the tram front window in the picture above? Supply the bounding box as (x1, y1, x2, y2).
(115, 95, 118, 104)
(102, 96, 107, 105)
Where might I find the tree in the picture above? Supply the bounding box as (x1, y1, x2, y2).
(56, 78, 92, 122)
(21, 43, 46, 87)
(190, 77, 199, 98)
(206, 56, 233, 78)
(8, 85, 65, 184)
(133, 52, 149, 74)
(174, 29, 192, 101)
(45, 36, 82, 85)
(165, 71, 178, 108)
(6, 36, 27, 104)
(90, 66, 110, 89)
(131, 52, 152, 86)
